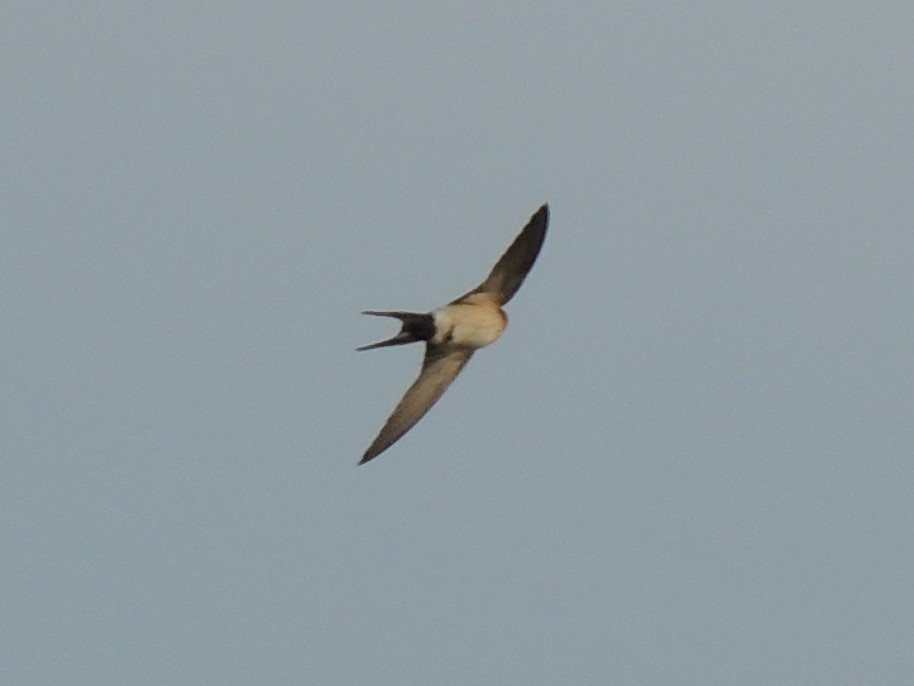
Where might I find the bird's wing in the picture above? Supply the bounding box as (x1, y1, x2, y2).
(452, 203, 549, 307)
(359, 345, 474, 464)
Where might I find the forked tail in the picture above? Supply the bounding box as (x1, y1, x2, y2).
(357, 311, 435, 351)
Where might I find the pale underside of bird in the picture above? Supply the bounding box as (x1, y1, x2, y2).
(357, 203, 549, 464)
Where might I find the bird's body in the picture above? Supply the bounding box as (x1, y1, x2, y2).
(430, 294, 507, 348)
(358, 204, 549, 464)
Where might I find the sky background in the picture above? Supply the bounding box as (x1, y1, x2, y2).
(3, 3, 913, 684)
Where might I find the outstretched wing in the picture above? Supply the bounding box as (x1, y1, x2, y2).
(359, 345, 474, 464)
(452, 203, 549, 306)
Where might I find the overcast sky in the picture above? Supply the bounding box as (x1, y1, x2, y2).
(3, 3, 913, 684)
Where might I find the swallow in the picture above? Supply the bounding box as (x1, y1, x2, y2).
(357, 203, 549, 464)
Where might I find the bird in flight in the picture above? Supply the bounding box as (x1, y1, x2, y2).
(357, 203, 549, 464)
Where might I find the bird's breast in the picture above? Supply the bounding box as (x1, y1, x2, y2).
(432, 302, 507, 349)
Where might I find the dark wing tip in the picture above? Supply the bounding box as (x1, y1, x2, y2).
(448, 203, 550, 306)
(487, 202, 550, 304)
(359, 436, 387, 464)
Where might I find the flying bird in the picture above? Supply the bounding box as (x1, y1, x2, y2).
(357, 203, 549, 464)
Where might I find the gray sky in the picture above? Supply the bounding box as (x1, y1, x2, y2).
(3, 3, 913, 684)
